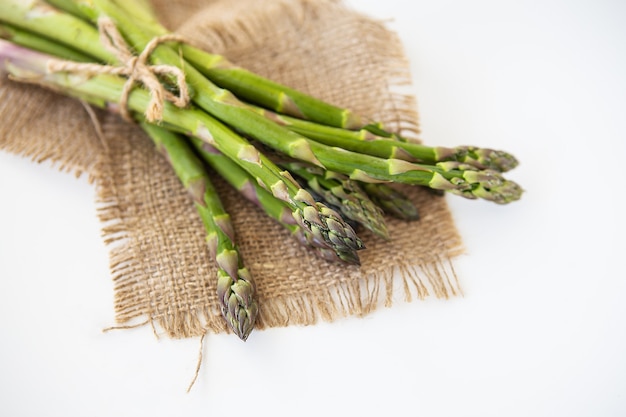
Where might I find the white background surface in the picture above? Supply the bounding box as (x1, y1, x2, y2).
(1, 1, 625, 416)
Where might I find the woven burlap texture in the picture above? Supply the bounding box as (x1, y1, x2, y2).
(0, 0, 464, 339)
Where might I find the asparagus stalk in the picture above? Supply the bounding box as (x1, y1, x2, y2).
(188, 137, 361, 265)
(47, 0, 104, 19)
(140, 122, 258, 340)
(0, 39, 367, 254)
(0, 22, 92, 63)
(253, 107, 519, 172)
(175, 45, 365, 130)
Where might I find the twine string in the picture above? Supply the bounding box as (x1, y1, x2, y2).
(47, 16, 190, 122)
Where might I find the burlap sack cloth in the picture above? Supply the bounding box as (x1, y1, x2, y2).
(0, 0, 464, 338)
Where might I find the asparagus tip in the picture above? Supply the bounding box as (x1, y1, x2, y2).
(217, 269, 259, 341)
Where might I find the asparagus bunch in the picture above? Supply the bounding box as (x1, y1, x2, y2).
(0, 0, 524, 339)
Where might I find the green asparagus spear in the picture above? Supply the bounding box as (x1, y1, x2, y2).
(140, 122, 258, 341)
(253, 107, 518, 172)
(0, 22, 91, 63)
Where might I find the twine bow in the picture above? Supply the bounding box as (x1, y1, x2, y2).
(48, 17, 190, 122)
